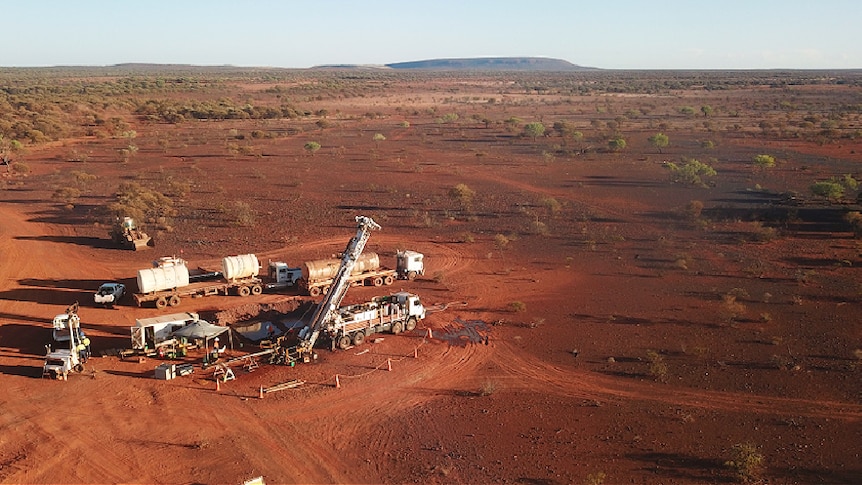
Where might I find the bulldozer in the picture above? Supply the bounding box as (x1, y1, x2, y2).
(111, 217, 153, 250)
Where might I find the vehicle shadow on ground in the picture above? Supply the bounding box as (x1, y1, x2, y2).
(0, 364, 42, 378)
(0, 323, 52, 355)
(14, 235, 116, 249)
(0, 287, 92, 306)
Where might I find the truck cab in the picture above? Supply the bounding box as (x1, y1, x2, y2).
(396, 250, 424, 280)
(268, 261, 302, 288)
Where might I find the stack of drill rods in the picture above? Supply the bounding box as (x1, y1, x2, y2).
(264, 379, 306, 394)
(224, 348, 274, 365)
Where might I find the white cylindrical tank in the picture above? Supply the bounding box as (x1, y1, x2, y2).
(137, 257, 190, 293)
(222, 254, 260, 281)
(302, 252, 380, 282)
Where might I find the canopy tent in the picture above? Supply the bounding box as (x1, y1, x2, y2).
(171, 319, 233, 359)
(171, 319, 229, 340)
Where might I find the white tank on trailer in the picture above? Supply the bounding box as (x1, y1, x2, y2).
(222, 254, 260, 281)
(137, 257, 190, 294)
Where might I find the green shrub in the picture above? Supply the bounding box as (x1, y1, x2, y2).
(724, 443, 764, 483)
(509, 301, 527, 313)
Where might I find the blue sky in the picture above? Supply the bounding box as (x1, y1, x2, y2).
(2, 0, 859, 69)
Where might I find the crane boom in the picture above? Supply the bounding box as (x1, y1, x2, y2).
(295, 216, 381, 359)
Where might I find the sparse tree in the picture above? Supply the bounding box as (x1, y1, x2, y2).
(648, 133, 669, 154)
(753, 154, 775, 170)
(372, 133, 386, 147)
(701, 105, 714, 117)
(665, 158, 717, 187)
(523, 122, 546, 141)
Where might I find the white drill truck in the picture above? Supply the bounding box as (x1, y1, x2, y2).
(328, 291, 426, 350)
(43, 303, 91, 380)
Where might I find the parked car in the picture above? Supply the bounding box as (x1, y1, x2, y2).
(94, 282, 125, 307)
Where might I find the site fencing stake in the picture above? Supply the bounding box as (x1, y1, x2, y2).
(216, 379, 221, 392)
(387, 358, 392, 372)
(259, 386, 264, 399)
(426, 328, 433, 339)
(414, 348, 418, 359)
(335, 374, 341, 389)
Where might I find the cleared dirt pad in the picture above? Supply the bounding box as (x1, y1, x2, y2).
(1, 70, 861, 484)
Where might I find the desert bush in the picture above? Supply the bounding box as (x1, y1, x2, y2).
(107, 182, 176, 223)
(665, 158, 716, 187)
(508, 301, 527, 313)
(722, 294, 746, 322)
(646, 350, 668, 382)
(449, 183, 475, 208)
(71, 170, 97, 186)
(230, 201, 255, 227)
(725, 443, 764, 483)
(648, 132, 669, 153)
(700, 139, 716, 149)
(479, 380, 497, 396)
(10, 162, 30, 174)
(685, 200, 704, 220)
(458, 232, 475, 243)
(494, 233, 510, 251)
(585, 471, 607, 485)
(523, 122, 545, 140)
(748, 221, 777, 242)
(52, 187, 81, 205)
(810, 180, 844, 200)
(845, 211, 862, 237)
(607, 136, 626, 152)
(541, 196, 562, 216)
(753, 154, 776, 169)
(303, 141, 321, 156)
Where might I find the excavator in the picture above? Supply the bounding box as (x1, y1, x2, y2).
(273, 215, 381, 364)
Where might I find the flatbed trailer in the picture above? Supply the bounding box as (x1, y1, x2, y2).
(133, 276, 263, 309)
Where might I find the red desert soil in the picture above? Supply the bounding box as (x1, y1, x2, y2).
(0, 70, 861, 484)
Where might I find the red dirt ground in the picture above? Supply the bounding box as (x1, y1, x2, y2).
(1, 71, 861, 484)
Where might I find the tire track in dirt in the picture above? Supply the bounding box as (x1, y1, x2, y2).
(491, 341, 862, 422)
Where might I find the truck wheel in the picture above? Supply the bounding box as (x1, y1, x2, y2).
(169, 295, 181, 307)
(156, 297, 168, 309)
(392, 322, 403, 335)
(251, 285, 263, 296)
(383, 275, 394, 285)
(352, 331, 365, 346)
(373, 277, 383, 287)
(407, 271, 418, 281)
(322, 286, 331, 295)
(337, 335, 351, 350)
(406, 317, 417, 332)
(74, 364, 84, 373)
(308, 286, 321, 297)
(238, 286, 251, 297)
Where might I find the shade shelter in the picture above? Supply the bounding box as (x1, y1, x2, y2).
(170, 319, 232, 360)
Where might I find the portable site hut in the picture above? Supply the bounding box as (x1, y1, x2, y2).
(131, 312, 201, 350)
